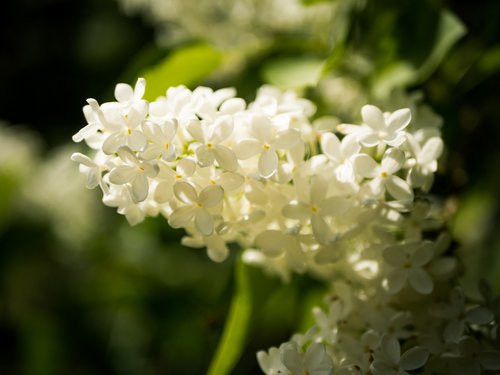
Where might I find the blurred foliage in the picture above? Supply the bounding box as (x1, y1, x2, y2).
(0, 0, 499, 374)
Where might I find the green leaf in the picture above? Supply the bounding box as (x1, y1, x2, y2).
(207, 257, 253, 375)
(372, 61, 417, 100)
(416, 10, 466, 83)
(262, 57, 325, 90)
(140, 44, 223, 101)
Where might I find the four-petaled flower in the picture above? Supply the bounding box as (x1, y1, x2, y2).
(168, 181, 224, 236)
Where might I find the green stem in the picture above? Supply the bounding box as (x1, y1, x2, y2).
(207, 256, 253, 375)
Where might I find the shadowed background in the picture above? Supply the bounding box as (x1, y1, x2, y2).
(0, 0, 499, 373)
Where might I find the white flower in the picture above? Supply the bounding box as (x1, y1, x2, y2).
(107, 147, 159, 203)
(70, 152, 106, 190)
(235, 114, 300, 177)
(371, 336, 428, 375)
(257, 347, 291, 375)
(186, 116, 238, 171)
(405, 134, 443, 192)
(353, 148, 413, 202)
(320, 133, 360, 184)
(382, 241, 434, 294)
(168, 181, 224, 235)
(181, 233, 230, 262)
(140, 119, 178, 161)
(254, 229, 311, 273)
(339, 105, 410, 149)
(431, 287, 494, 343)
(280, 342, 334, 375)
(448, 337, 500, 375)
(281, 175, 349, 244)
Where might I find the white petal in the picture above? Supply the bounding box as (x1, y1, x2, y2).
(272, 129, 300, 150)
(196, 145, 215, 167)
(117, 146, 138, 165)
(444, 320, 464, 342)
(195, 209, 214, 236)
(72, 123, 99, 143)
(386, 269, 407, 294)
(385, 132, 407, 147)
(359, 132, 381, 147)
(235, 139, 261, 159)
(218, 172, 244, 191)
(419, 137, 443, 165)
(108, 166, 136, 184)
(199, 185, 224, 208)
(210, 115, 233, 143)
(251, 115, 272, 142)
(102, 132, 126, 154)
(186, 119, 205, 141)
(131, 174, 149, 202)
(281, 344, 305, 374)
(310, 176, 328, 205)
(205, 236, 229, 262)
(312, 215, 331, 244)
(168, 206, 196, 228)
(340, 133, 361, 157)
(142, 121, 161, 141)
(385, 176, 414, 201)
(387, 108, 411, 133)
(154, 181, 173, 203)
(177, 158, 196, 177)
(361, 105, 385, 131)
(381, 335, 401, 364)
(320, 132, 342, 162)
(71, 152, 95, 167)
(381, 148, 405, 174)
(429, 257, 457, 277)
(128, 129, 147, 151)
(479, 352, 500, 370)
(140, 144, 162, 161)
(466, 307, 494, 325)
(255, 230, 285, 257)
(213, 145, 238, 171)
(282, 201, 310, 220)
(411, 242, 434, 267)
(321, 197, 350, 216)
(259, 150, 278, 178)
(353, 154, 379, 178)
(304, 343, 327, 371)
(86, 169, 100, 189)
(371, 360, 394, 375)
(383, 246, 406, 267)
(173, 181, 198, 204)
(408, 269, 433, 294)
(400, 347, 428, 371)
(133, 77, 146, 100)
(115, 83, 134, 102)
(219, 98, 246, 114)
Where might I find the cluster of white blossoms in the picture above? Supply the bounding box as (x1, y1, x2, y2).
(118, 0, 343, 47)
(72, 79, 500, 374)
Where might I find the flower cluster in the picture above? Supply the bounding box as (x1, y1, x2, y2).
(72, 79, 500, 374)
(118, 0, 341, 47)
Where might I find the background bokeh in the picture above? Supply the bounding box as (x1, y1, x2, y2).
(1, 0, 499, 373)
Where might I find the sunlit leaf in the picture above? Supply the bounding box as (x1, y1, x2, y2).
(372, 61, 416, 100)
(262, 57, 325, 90)
(416, 10, 467, 82)
(140, 44, 223, 101)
